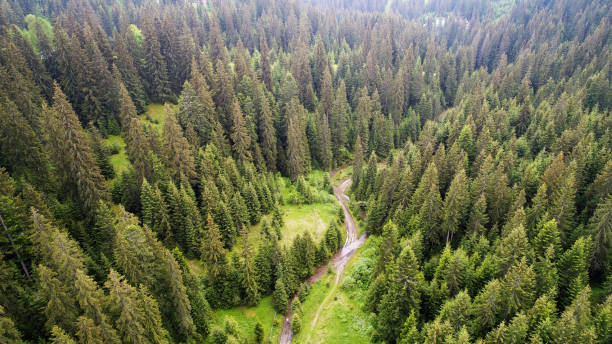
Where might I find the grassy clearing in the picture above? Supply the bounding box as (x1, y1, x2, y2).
(230, 171, 340, 256)
(208, 296, 282, 344)
(211, 170, 341, 339)
(292, 272, 335, 343)
(140, 103, 175, 134)
(104, 135, 131, 178)
(294, 228, 374, 344)
(331, 166, 353, 186)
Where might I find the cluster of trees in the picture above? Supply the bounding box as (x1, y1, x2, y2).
(0, 0, 610, 342)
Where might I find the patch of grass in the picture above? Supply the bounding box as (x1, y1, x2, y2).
(231, 171, 340, 255)
(140, 103, 176, 134)
(213, 170, 343, 340)
(294, 238, 375, 344)
(331, 166, 353, 186)
(291, 272, 334, 342)
(104, 135, 131, 178)
(209, 296, 281, 344)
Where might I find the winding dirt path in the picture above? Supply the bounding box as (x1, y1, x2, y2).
(280, 173, 367, 344)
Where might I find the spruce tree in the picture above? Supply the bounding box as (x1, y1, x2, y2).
(442, 168, 470, 244)
(240, 228, 260, 306)
(0, 305, 23, 343)
(377, 245, 422, 342)
(256, 86, 277, 171)
(201, 214, 227, 277)
(352, 134, 364, 192)
(105, 269, 169, 344)
(162, 105, 197, 182)
(286, 98, 308, 180)
(558, 237, 591, 307)
(178, 81, 211, 147)
(142, 17, 171, 102)
(230, 99, 252, 163)
(272, 279, 288, 313)
(43, 83, 109, 217)
(588, 195, 612, 274)
(330, 80, 349, 159)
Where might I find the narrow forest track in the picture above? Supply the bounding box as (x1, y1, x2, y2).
(280, 172, 367, 344)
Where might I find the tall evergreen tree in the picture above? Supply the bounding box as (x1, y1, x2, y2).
(352, 134, 364, 192)
(442, 168, 470, 244)
(201, 214, 227, 277)
(286, 98, 308, 180)
(142, 17, 171, 102)
(230, 99, 252, 163)
(588, 196, 612, 274)
(42, 83, 109, 217)
(162, 105, 197, 182)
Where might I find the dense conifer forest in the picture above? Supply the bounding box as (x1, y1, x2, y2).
(0, 0, 611, 343)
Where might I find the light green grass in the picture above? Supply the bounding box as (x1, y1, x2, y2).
(331, 166, 353, 186)
(292, 272, 334, 342)
(295, 238, 374, 344)
(208, 296, 281, 344)
(213, 170, 341, 339)
(231, 171, 340, 255)
(140, 103, 175, 134)
(105, 135, 131, 178)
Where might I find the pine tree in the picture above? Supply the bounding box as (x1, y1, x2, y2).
(442, 168, 470, 244)
(377, 245, 422, 342)
(588, 195, 612, 274)
(286, 98, 308, 180)
(352, 135, 364, 192)
(202, 214, 227, 277)
(162, 105, 196, 182)
(43, 83, 109, 217)
(272, 279, 288, 313)
(142, 17, 171, 102)
(178, 81, 211, 147)
(105, 269, 169, 344)
(241, 228, 260, 306)
(502, 258, 536, 317)
(230, 99, 252, 162)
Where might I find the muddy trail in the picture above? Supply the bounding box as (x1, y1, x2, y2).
(280, 173, 367, 344)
